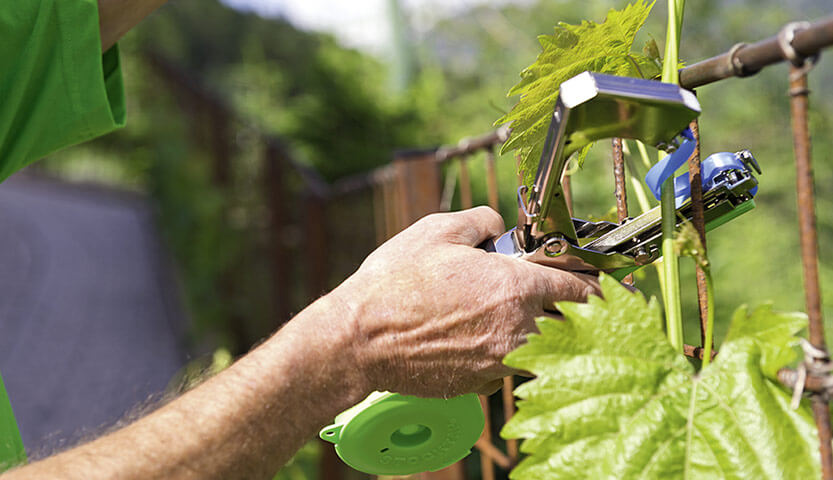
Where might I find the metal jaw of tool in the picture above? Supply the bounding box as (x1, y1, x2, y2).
(579, 149, 760, 277)
(484, 72, 759, 277)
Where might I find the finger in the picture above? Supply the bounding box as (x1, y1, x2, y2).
(501, 366, 535, 379)
(475, 379, 504, 396)
(427, 206, 505, 246)
(507, 312, 557, 354)
(526, 265, 602, 308)
(536, 311, 563, 322)
(622, 282, 641, 294)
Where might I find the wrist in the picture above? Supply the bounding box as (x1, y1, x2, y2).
(277, 287, 374, 410)
(324, 274, 401, 395)
(313, 282, 373, 392)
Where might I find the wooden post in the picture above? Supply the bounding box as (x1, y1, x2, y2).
(393, 150, 442, 229)
(382, 169, 400, 239)
(458, 156, 473, 210)
(502, 376, 518, 461)
(485, 147, 500, 211)
(478, 395, 495, 480)
(264, 141, 291, 327)
(373, 175, 388, 246)
(305, 193, 329, 299)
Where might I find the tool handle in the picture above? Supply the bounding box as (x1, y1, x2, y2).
(477, 238, 497, 252)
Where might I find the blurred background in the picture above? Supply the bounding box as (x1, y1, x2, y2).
(1, 0, 831, 478)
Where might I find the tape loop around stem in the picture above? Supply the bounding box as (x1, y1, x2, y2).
(791, 339, 833, 409)
(644, 129, 696, 201)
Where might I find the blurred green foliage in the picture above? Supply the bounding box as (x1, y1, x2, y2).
(134, 0, 444, 180)
(271, 441, 319, 480)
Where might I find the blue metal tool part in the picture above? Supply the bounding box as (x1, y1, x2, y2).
(648, 150, 761, 208)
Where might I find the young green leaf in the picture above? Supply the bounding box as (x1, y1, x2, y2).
(574, 143, 593, 169)
(673, 220, 709, 272)
(503, 275, 819, 479)
(496, 1, 660, 184)
(643, 36, 662, 67)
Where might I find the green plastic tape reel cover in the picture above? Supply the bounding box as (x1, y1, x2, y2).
(319, 392, 484, 476)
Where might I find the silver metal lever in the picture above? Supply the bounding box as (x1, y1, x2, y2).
(519, 71, 701, 251)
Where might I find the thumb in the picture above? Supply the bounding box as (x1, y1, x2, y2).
(434, 206, 505, 246)
(526, 264, 602, 310)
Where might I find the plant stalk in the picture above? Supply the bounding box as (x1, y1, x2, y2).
(659, 0, 685, 353)
(662, 0, 685, 85)
(625, 142, 665, 289)
(635, 140, 653, 171)
(628, 175, 653, 214)
(630, 141, 657, 211)
(661, 180, 683, 352)
(701, 268, 715, 367)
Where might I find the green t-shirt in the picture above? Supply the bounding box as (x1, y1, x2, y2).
(0, 0, 126, 471)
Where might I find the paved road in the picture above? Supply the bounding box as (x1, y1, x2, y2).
(0, 175, 189, 456)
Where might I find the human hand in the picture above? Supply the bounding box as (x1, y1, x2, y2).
(329, 206, 601, 398)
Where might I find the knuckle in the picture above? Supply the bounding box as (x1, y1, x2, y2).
(426, 212, 462, 232)
(583, 282, 600, 299)
(471, 205, 495, 217)
(472, 205, 504, 228)
(413, 212, 443, 229)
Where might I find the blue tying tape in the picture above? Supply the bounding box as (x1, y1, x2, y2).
(644, 128, 697, 201)
(644, 127, 759, 208)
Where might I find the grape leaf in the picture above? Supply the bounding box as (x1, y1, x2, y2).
(496, 1, 660, 184)
(573, 143, 593, 169)
(503, 274, 820, 479)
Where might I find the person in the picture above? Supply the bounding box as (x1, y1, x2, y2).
(0, 1, 601, 479)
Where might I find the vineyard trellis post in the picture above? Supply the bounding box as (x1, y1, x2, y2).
(788, 47, 832, 479)
(393, 150, 443, 229)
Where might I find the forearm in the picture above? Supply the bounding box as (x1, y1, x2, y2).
(98, 0, 169, 51)
(3, 295, 370, 480)
(0, 207, 601, 479)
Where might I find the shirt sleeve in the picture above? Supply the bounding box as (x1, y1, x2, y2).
(0, 0, 127, 182)
(0, 372, 25, 472)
